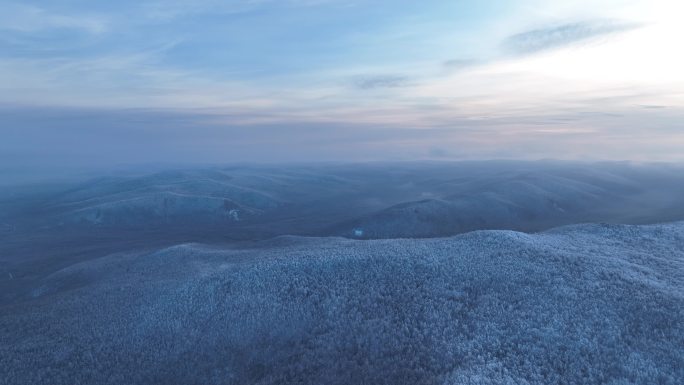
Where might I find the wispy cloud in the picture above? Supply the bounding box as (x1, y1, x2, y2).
(141, 0, 341, 21)
(352, 75, 411, 90)
(443, 59, 478, 69)
(0, 3, 108, 34)
(503, 20, 639, 54)
(1, 0, 683, 164)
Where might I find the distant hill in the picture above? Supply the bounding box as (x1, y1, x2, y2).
(2, 161, 684, 239)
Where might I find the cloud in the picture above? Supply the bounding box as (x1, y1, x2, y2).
(0, 3, 107, 34)
(443, 59, 478, 69)
(441, 58, 481, 75)
(353, 75, 410, 90)
(3, 98, 684, 175)
(641, 104, 667, 109)
(141, 0, 340, 21)
(2, 0, 683, 165)
(503, 20, 639, 55)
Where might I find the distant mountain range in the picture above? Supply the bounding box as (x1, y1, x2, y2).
(2, 161, 684, 240)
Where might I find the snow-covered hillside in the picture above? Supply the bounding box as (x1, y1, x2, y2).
(4, 162, 684, 240)
(2, 222, 682, 384)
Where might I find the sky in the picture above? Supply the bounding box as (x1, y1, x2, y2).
(1, 0, 683, 173)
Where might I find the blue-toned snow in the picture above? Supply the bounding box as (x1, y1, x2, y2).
(1, 222, 683, 384)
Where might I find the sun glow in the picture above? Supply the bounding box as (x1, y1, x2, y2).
(413, 0, 684, 122)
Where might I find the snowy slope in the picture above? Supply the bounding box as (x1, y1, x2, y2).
(1, 222, 682, 385)
(334, 169, 678, 238)
(4, 162, 684, 240)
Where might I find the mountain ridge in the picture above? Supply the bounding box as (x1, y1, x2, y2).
(2, 220, 682, 384)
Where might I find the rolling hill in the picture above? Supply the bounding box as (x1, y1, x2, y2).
(1, 222, 682, 384)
